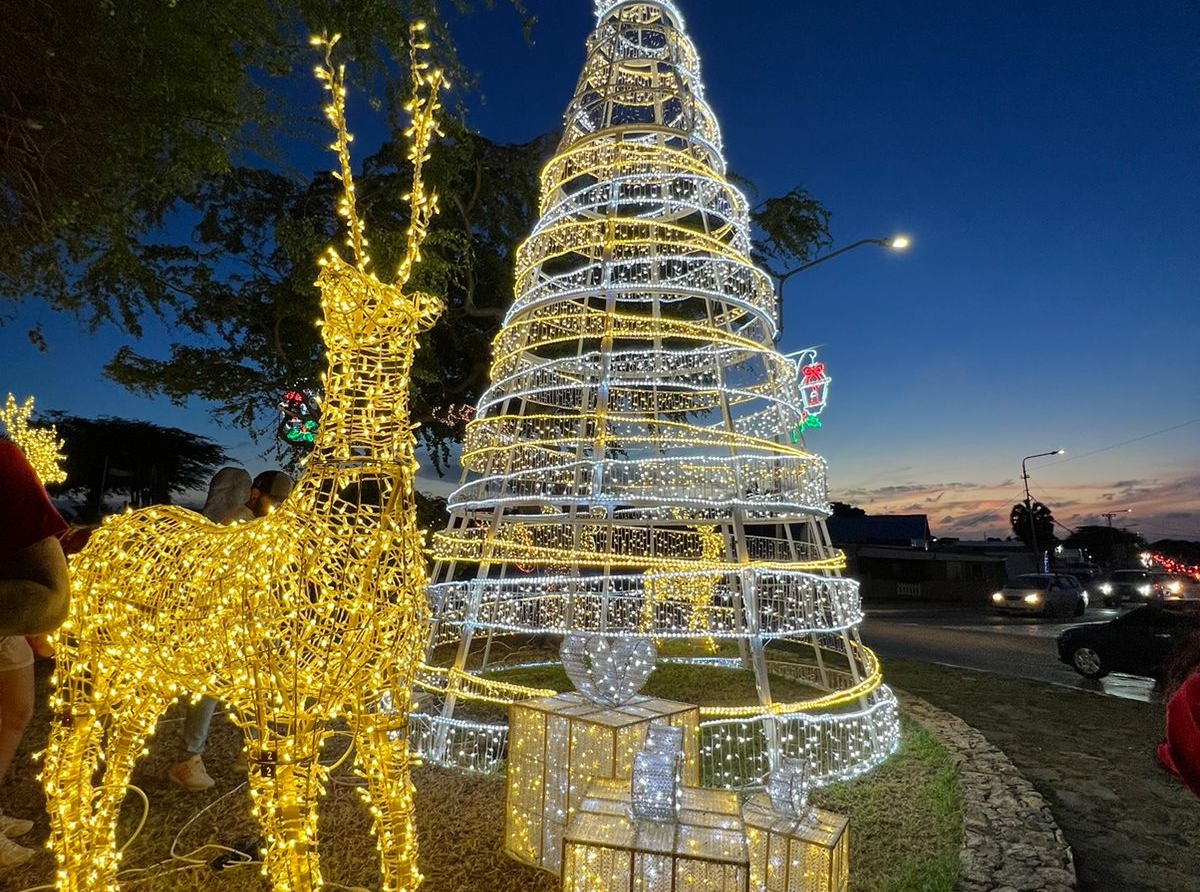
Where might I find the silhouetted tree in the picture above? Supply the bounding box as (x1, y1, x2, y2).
(1010, 500, 1058, 553)
(1062, 524, 1148, 566)
(830, 501, 867, 517)
(43, 414, 227, 520)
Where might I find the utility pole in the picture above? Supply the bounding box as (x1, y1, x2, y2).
(1102, 509, 1132, 565)
(1022, 449, 1064, 573)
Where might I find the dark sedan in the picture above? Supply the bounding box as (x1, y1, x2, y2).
(1057, 601, 1200, 680)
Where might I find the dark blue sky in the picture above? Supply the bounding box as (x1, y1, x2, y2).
(5, 0, 1198, 539)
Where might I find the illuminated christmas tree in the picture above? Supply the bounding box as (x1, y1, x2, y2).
(415, 0, 898, 788)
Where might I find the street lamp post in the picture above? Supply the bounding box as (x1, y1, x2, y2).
(1022, 449, 1064, 571)
(771, 235, 910, 341)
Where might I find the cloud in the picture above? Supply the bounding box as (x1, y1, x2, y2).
(832, 471, 1200, 541)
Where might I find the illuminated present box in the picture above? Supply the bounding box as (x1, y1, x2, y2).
(562, 777, 749, 892)
(742, 793, 849, 892)
(505, 692, 700, 873)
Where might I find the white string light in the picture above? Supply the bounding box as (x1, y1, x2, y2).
(415, 0, 898, 792)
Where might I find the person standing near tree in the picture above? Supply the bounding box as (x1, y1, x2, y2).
(1158, 631, 1200, 801)
(166, 468, 292, 790)
(0, 437, 70, 867)
(220, 470, 294, 524)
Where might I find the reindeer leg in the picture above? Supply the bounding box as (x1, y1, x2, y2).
(245, 720, 330, 892)
(353, 694, 422, 892)
(44, 671, 172, 892)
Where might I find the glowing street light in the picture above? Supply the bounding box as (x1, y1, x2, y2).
(772, 235, 911, 340)
(1021, 449, 1065, 570)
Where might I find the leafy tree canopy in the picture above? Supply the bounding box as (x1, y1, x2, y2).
(749, 186, 834, 278)
(43, 413, 228, 520)
(0, 0, 531, 318)
(830, 501, 867, 517)
(1061, 524, 1149, 566)
(102, 123, 554, 472)
(4, 0, 832, 473)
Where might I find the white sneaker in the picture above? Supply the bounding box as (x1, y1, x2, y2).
(0, 812, 32, 838)
(166, 754, 215, 790)
(0, 833, 36, 867)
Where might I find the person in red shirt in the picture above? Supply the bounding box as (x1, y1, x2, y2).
(1158, 631, 1200, 801)
(0, 437, 70, 867)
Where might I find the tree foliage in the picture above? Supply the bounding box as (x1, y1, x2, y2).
(749, 186, 834, 278)
(0, 0, 532, 320)
(830, 501, 867, 517)
(1009, 500, 1058, 552)
(99, 125, 831, 472)
(1061, 524, 1148, 566)
(3, 0, 832, 472)
(102, 123, 553, 471)
(43, 413, 228, 520)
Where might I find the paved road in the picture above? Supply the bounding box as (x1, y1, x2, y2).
(862, 602, 1158, 702)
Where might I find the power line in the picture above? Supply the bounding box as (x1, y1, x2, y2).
(1046, 418, 1200, 466)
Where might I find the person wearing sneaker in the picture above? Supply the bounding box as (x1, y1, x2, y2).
(165, 469, 294, 791)
(0, 807, 36, 867)
(0, 438, 72, 869)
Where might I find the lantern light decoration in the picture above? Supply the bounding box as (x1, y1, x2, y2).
(1, 393, 67, 485)
(414, 0, 898, 789)
(41, 28, 445, 892)
(278, 388, 322, 446)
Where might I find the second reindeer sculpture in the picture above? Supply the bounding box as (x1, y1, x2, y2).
(43, 29, 445, 892)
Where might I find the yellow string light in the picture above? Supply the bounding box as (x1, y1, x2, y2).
(1, 393, 67, 486)
(43, 26, 444, 892)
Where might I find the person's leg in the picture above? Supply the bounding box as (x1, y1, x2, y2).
(0, 640, 37, 863)
(167, 695, 218, 790)
(181, 696, 218, 756)
(0, 653, 34, 784)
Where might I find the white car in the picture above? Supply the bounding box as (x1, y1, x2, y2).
(991, 573, 1088, 617)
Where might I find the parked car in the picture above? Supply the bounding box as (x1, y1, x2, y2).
(1057, 601, 1200, 680)
(990, 573, 1088, 617)
(1096, 569, 1190, 607)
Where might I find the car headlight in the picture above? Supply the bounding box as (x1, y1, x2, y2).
(1023, 593, 1041, 604)
(1168, 581, 1182, 594)
(991, 592, 1004, 603)
(1099, 583, 1112, 594)
(1137, 584, 1151, 596)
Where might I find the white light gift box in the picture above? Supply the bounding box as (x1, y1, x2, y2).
(505, 693, 700, 872)
(743, 758, 849, 892)
(562, 777, 749, 892)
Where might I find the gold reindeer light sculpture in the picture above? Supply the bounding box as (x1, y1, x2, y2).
(42, 28, 445, 892)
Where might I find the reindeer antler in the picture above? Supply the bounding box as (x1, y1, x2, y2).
(312, 26, 445, 284)
(313, 33, 370, 272)
(395, 21, 446, 289)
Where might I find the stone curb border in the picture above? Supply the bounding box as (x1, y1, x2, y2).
(897, 691, 1078, 892)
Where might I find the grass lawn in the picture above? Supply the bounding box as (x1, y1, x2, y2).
(4, 657, 962, 891)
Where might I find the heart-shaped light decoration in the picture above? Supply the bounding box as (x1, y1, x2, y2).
(560, 634, 657, 706)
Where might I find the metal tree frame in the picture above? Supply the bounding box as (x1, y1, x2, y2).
(413, 0, 898, 788)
